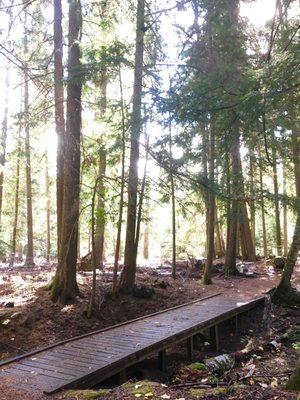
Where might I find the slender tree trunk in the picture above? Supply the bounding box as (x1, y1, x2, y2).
(283, 162, 288, 256)
(143, 192, 150, 260)
(45, 152, 51, 262)
(249, 148, 256, 251)
(51, 0, 82, 303)
(272, 134, 282, 256)
(94, 147, 106, 268)
(94, 66, 108, 268)
(121, 0, 145, 292)
(9, 131, 21, 267)
(203, 118, 215, 284)
(236, 145, 256, 261)
(168, 123, 176, 279)
(225, 126, 240, 274)
(112, 65, 126, 294)
(88, 179, 98, 318)
(258, 147, 268, 257)
(202, 126, 209, 253)
(54, 0, 66, 257)
(24, 11, 35, 267)
(0, 65, 10, 226)
(215, 209, 225, 258)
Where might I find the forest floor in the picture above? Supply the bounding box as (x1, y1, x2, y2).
(0, 259, 299, 399)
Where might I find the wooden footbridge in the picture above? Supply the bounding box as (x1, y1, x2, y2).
(0, 293, 265, 394)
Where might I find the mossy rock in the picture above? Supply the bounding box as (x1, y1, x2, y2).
(188, 362, 206, 371)
(285, 365, 300, 391)
(65, 389, 111, 399)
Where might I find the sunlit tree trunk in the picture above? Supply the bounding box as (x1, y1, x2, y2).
(45, 152, 51, 262)
(203, 118, 215, 284)
(215, 209, 225, 258)
(272, 133, 282, 256)
(112, 65, 126, 294)
(51, 0, 82, 303)
(24, 11, 35, 267)
(168, 123, 176, 279)
(9, 130, 22, 267)
(121, 0, 145, 292)
(143, 191, 150, 260)
(54, 0, 66, 256)
(258, 146, 268, 257)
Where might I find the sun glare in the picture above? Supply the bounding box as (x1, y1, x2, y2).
(240, 0, 277, 27)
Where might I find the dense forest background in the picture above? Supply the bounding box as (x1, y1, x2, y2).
(0, 0, 299, 304)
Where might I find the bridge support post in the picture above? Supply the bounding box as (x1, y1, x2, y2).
(158, 349, 166, 371)
(187, 337, 194, 361)
(118, 369, 127, 384)
(209, 324, 219, 352)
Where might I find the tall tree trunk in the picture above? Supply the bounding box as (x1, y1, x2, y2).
(236, 145, 256, 261)
(143, 191, 150, 260)
(24, 11, 35, 267)
(120, 0, 145, 292)
(45, 152, 51, 262)
(249, 148, 256, 251)
(168, 123, 176, 279)
(225, 125, 240, 274)
(202, 126, 209, 253)
(258, 146, 268, 257)
(54, 0, 66, 257)
(112, 65, 126, 294)
(0, 65, 10, 226)
(94, 146, 106, 268)
(51, 0, 82, 303)
(203, 119, 215, 284)
(283, 162, 288, 256)
(94, 65, 108, 268)
(272, 135, 282, 256)
(9, 131, 21, 267)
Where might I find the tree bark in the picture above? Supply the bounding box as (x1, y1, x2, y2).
(143, 192, 150, 260)
(203, 118, 215, 284)
(249, 148, 256, 251)
(225, 125, 240, 275)
(9, 131, 21, 267)
(258, 146, 268, 257)
(169, 123, 176, 279)
(120, 0, 145, 292)
(94, 62, 108, 268)
(51, 0, 82, 303)
(112, 65, 126, 294)
(45, 152, 51, 262)
(54, 0, 66, 256)
(283, 162, 288, 256)
(24, 11, 35, 267)
(272, 134, 282, 256)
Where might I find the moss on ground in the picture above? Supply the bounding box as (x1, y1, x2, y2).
(122, 380, 159, 397)
(189, 384, 246, 398)
(65, 389, 111, 399)
(285, 365, 300, 391)
(187, 362, 206, 371)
